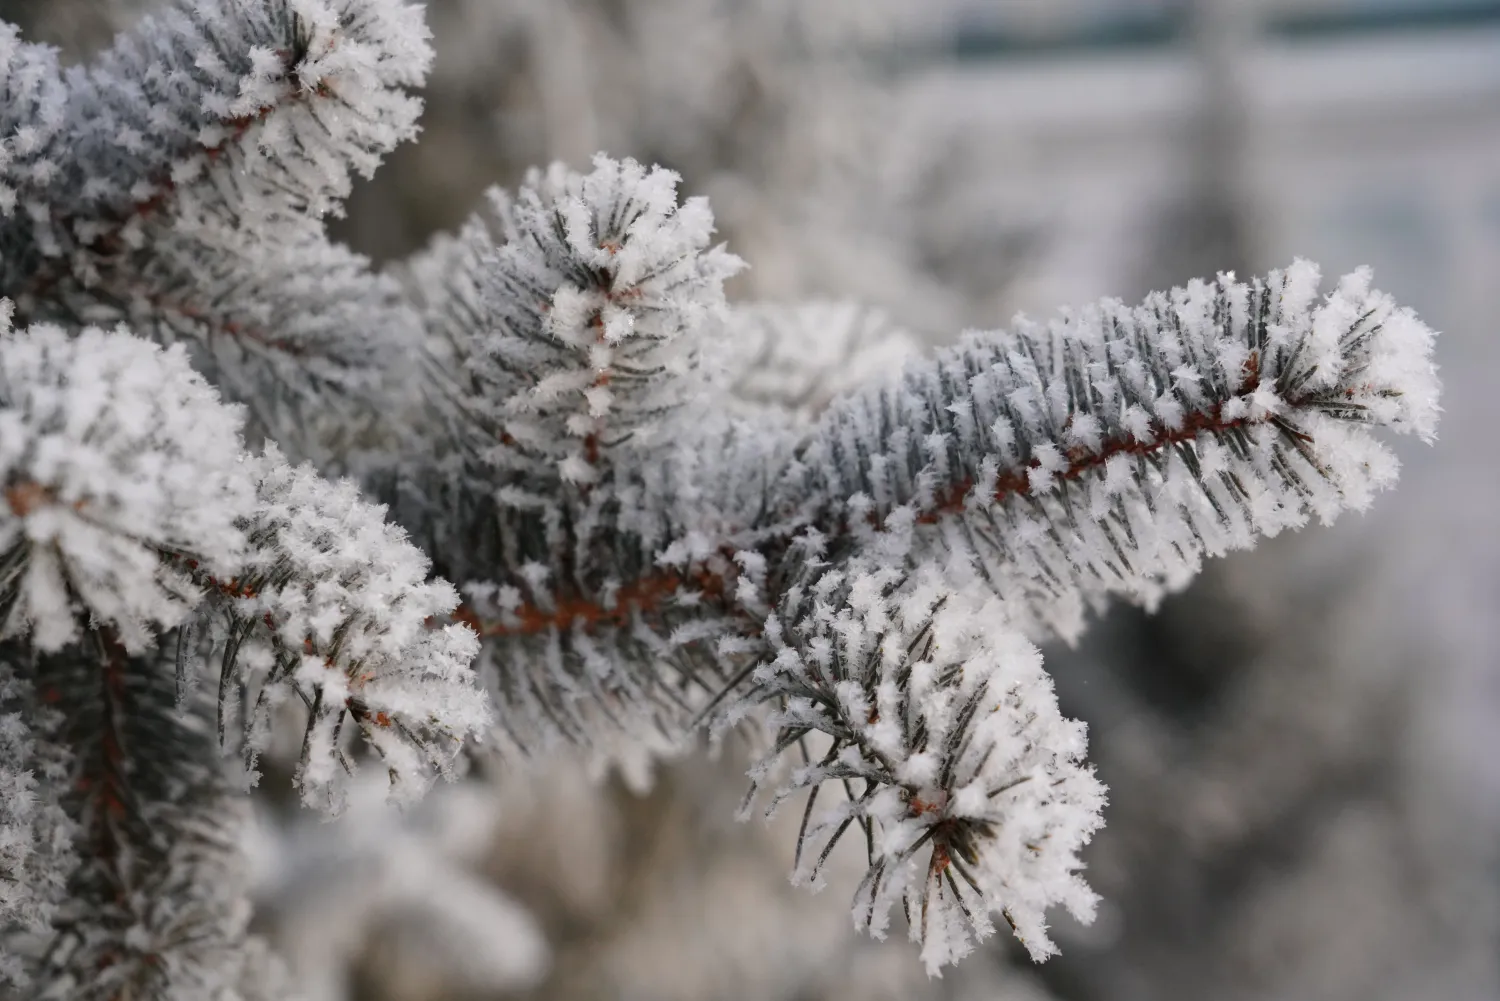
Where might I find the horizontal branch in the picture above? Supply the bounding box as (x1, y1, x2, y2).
(451, 374, 1284, 641)
(454, 560, 731, 638)
(22, 0, 429, 255)
(787, 262, 1440, 640)
(911, 352, 1274, 527)
(25, 99, 286, 285)
(436, 264, 1438, 775)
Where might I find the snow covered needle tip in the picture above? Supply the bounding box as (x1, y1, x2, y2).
(220, 447, 489, 814)
(748, 562, 1105, 974)
(462, 153, 743, 484)
(403, 158, 1440, 973)
(0, 306, 252, 652)
(791, 260, 1442, 644)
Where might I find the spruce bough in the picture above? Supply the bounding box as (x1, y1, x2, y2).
(0, 0, 1439, 991)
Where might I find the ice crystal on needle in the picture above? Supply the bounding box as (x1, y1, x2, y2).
(0, 663, 74, 988)
(5, 0, 436, 454)
(787, 262, 1442, 642)
(394, 156, 1438, 971)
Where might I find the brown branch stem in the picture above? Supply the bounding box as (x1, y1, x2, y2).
(462, 360, 1290, 639)
(455, 560, 729, 638)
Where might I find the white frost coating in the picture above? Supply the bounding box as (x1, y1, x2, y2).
(0, 3, 1450, 981)
(5, 0, 434, 455)
(396, 250, 1436, 975)
(230, 446, 489, 813)
(36, 787, 300, 1001)
(747, 560, 1104, 973)
(465, 154, 744, 480)
(0, 311, 253, 652)
(0, 22, 64, 221)
(0, 664, 75, 988)
(399, 156, 775, 758)
(794, 262, 1442, 643)
(43, 0, 431, 229)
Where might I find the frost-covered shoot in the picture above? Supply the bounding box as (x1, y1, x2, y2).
(0, 307, 252, 652)
(221, 446, 489, 814)
(0, 0, 1442, 991)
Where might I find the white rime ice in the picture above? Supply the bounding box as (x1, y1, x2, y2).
(4, 0, 435, 454)
(0, 22, 64, 223)
(394, 157, 1441, 969)
(0, 308, 252, 652)
(222, 446, 490, 814)
(0, 661, 75, 988)
(788, 261, 1442, 642)
(448, 154, 744, 483)
(0, 0, 1445, 988)
(747, 558, 1104, 973)
(394, 157, 1439, 972)
(397, 155, 769, 753)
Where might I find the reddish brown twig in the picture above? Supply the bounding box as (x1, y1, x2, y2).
(457, 354, 1303, 641)
(4, 481, 55, 517)
(455, 560, 730, 639)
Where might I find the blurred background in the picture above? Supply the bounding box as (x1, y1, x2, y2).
(5, 0, 1499, 998)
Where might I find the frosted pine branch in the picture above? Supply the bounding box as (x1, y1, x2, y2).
(401, 191, 1438, 965)
(4, 0, 432, 453)
(0, 22, 64, 224)
(17, 638, 287, 1001)
(409, 223, 1439, 749)
(0, 304, 487, 815)
(207, 446, 489, 814)
(442, 154, 744, 483)
(390, 157, 771, 751)
(0, 310, 253, 653)
(742, 558, 1104, 973)
(784, 261, 1441, 641)
(710, 262, 1436, 970)
(0, 0, 1449, 985)
(0, 662, 75, 988)
(10, 0, 429, 245)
